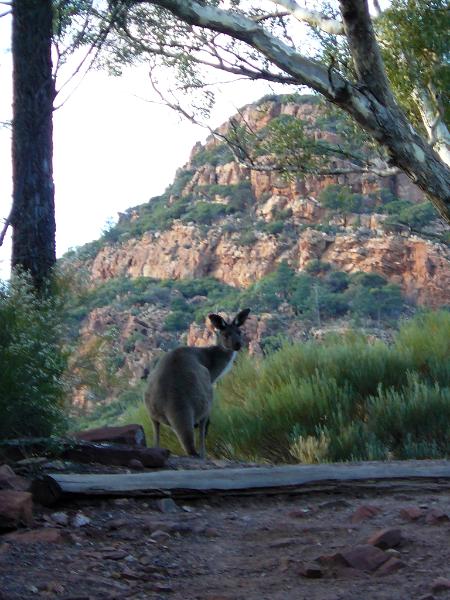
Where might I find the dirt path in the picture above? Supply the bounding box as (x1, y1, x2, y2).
(2, 472, 450, 599)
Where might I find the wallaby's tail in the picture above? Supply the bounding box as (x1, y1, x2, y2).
(168, 410, 198, 457)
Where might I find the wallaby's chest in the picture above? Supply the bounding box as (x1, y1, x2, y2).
(212, 351, 237, 383)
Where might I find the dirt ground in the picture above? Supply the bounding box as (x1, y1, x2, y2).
(1, 458, 450, 600)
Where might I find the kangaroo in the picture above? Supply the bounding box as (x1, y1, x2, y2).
(145, 308, 250, 458)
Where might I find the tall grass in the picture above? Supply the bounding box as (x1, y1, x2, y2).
(123, 311, 450, 463)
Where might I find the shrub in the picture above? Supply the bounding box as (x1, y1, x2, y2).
(190, 143, 234, 168)
(163, 311, 193, 332)
(0, 275, 67, 439)
(318, 184, 364, 213)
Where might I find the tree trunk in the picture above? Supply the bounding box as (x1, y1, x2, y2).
(11, 0, 56, 291)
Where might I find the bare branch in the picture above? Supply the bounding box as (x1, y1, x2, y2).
(252, 11, 289, 22)
(0, 8, 11, 17)
(272, 0, 345, 34)
(338, 0, 394, 106)
(0, 215, 11, 247)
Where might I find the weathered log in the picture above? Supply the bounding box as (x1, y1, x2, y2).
(0, 438, 168, 469)
(72, 424, 147, 447)
(61, 442, 169, 468)
(39, 460, 450, 503)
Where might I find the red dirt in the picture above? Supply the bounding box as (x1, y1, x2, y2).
(1, 459, 450, 599)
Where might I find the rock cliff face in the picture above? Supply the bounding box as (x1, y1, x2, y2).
(90, 225, 449, 308)
(87, 97, 449, 307)
(67, 96, 450, 409)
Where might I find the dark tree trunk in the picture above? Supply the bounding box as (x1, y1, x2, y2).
(11, 0, 56, 291)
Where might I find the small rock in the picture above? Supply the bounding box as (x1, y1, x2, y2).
(154, 498, 180, 513)
(4, 527, 62, 544)
(340, 544, 389, 572)
(319, 499, 352, 510)
(367, 528, 403, 549)
(399, 506, 424, 521)
(350, 505, 381, 524)
(102, 550, 128, 560)
(148, 583, 174, 593)
(51, 511, 69, 526)
(431, 578, 450, 593)
(107, 518, 128, 530)
(124, 554, 137, 562)
(316, 552, 348, 568)
(425, 508, 449, 525)
(45, 581, 65, 594)
(72, 512, 91, 528)
(288, 509, 310, 519)
(299, 564, 323, 578)
(113, 498, 130, 506)
(119, 566, 141, 580)
(150, 529, 171, 541)
(375, 556, 406, 576)
(204, 527, 220, 538)
(128, 459, 144, 470)
(269, 538, 296, 549)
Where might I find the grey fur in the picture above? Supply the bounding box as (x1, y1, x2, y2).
(145, 309, 250, 458)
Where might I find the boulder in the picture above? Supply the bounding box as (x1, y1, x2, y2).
(0, 464, 30, 492)
(0, 490, 33, 530)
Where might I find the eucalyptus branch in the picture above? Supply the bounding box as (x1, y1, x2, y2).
(272, 0, 345, 35)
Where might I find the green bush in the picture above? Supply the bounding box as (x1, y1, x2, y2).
(182, 202, 227, 225)
(0, 275, 68, 439)
(190, 143, 234, 168)
(163, 311, 193, 332)
(319, 184, 364, 213)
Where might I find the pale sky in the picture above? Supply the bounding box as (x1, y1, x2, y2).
(0, 14, 287, 280)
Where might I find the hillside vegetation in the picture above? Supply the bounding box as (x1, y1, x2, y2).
(124, 311, 450, 463)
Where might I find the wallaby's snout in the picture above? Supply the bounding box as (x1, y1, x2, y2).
(145, 308, 250, 458)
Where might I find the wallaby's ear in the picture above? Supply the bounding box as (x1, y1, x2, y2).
(233, 308, 250, 327)
(208, 313, 228, 331)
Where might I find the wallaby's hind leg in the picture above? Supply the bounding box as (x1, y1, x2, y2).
(169, 412, 198, 457)
(198, 417, 208, 459)
(152, 419, 160, 448)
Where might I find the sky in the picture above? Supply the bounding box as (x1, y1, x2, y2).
(0, 14, 287, 280)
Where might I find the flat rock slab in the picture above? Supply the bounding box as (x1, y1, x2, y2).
(44, 460, 450, 499)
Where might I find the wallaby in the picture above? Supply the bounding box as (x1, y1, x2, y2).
(145, 308, 250, 458)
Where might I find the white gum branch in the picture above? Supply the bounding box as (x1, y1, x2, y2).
(414, 86, 450, 167)
(272, 0, 345, 34)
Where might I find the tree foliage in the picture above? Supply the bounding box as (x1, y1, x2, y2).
(70, 0, 450, 222)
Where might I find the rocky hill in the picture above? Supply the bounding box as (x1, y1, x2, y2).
(63, 95, 450, 413)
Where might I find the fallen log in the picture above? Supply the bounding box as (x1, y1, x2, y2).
(72, 424, 147, 447)
(61, 442, 169, 468)
(0, 437, 168, 469)
(35, 460, 450, 505)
